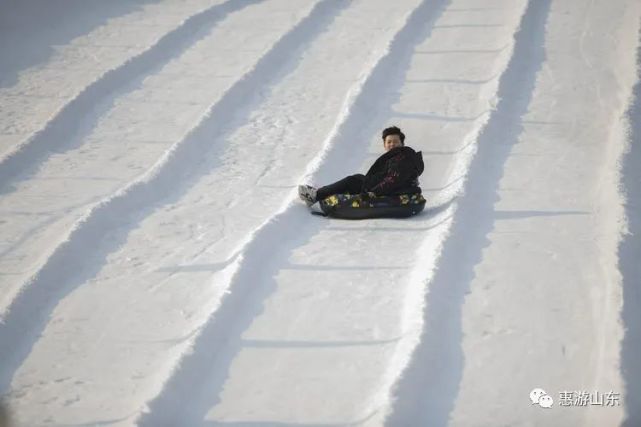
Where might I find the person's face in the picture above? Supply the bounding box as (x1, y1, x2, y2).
(383, 134, 403, 151)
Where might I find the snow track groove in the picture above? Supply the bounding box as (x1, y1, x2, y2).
(136, 0, 452, 424)
(0, 0, 264, 190)
(384, 0, 551, 425)
(620, 25, 641, 427)
(0, 0, 343, 396)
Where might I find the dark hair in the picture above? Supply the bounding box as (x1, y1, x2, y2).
(382, 126, 405, 144)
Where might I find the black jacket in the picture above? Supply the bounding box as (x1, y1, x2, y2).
(363, 146, 424, 195)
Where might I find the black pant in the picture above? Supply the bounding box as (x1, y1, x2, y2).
(316, 174, 365, 200)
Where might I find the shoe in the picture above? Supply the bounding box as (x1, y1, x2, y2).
(298, 185, 318, 206)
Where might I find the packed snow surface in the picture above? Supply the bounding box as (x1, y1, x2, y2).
(1, 0, 640, 426)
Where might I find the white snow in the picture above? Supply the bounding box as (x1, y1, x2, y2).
(0, 0, 640, 426)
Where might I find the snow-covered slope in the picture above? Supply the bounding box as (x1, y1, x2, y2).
(0, 0, 640, 426)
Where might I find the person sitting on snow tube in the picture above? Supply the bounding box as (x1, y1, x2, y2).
(298, 126, 425, 219)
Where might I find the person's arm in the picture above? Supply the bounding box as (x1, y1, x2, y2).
(368, 152, 416, 195)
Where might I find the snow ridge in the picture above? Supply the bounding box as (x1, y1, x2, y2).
(136, 0, 454, 424)
(0, 0, 259, 190)
(0, 0, 343, 395)
(620, 25, 641, 427)
(384, 0, 551, 425)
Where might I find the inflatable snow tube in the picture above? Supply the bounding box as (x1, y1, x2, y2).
(319, 193, 426, 219)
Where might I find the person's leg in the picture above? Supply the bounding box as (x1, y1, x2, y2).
(316, 174, 365, 200)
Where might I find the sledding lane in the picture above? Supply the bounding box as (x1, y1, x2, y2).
(3, 0, 441, 425)
(386, 0, 551, 424)
(450, 0, 640, 424)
